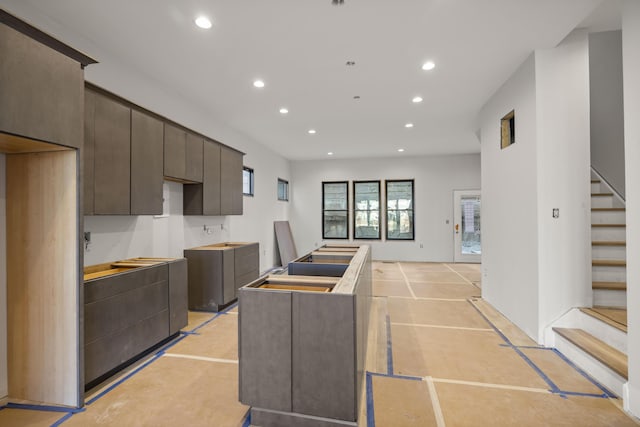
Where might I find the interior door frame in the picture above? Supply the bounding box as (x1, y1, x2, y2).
(453, 189, 481, 263)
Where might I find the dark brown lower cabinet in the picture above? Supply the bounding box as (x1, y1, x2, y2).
(184, 242, 259, 312)
(84, 258, 187, 387)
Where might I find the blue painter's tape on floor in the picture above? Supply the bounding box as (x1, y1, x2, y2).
(553, 390, 609, 399)
(467, 300, 562, 393)
(366, 372, 375, 427)
(50, 412, 74, 427)
(386, 314, 394, 376)
(241, 408, 251, 427)
(4, 402, 85, 414)
(551, 348, 617, 398)
(368, 371, 423, 381)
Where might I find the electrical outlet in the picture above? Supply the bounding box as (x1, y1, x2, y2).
(419, 243, 424, 248)
(552, 208, 559, 219)
(84, 232, 91, 243)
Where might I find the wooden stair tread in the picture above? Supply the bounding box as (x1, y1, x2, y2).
(592, 241, 626, 246)
(591, 193, 613, 197)
(591, 207, 625, 211)
(592, 223, 626, 228)
(579, 307, 627, 332)
(592, 260, 626, 267)
(592, 281, 627, 291)
(553, 327, 627, 379)
(591, 179, 601, 183)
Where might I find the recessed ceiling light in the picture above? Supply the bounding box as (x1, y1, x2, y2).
(308, 129, 316, 134)
(412, 96, 423, 103)
(279, 108, 289, 114)
(253, 80, 265, 88)
(405, 123, 414, 128)
(346, 61, 356, 66)
(195, 16, 212, 29)
(328, 152, 334, 156)
(422, 61, 435, 71)
(353, 95, 361, 100)
(398, 148, 405, 152)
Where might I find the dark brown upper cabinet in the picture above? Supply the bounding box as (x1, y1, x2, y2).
(84, 90, 96, 215)
(131, 109, 164, 215)
(220, 146, 243, 215)
(163, 124, 203, 184)
(184, 140, 222, 216)
(185, 133, 204, 183)
(0, 20, 85, 149)
(93, 92, 131, 215)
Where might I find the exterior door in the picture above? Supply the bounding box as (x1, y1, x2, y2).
(454, 190, 481, 263)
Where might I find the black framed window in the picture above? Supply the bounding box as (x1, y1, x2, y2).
(243, 166, 254, 196)
(353, 181, 381, 239)
(322, 181, 348, 239)
(277, 178, 289, 201)
(386, 180, 414, 240)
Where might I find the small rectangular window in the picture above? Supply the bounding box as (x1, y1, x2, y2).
(501, 110, 515, 149)
(277, 178, 289, 201)
(353, 181, 381, 240)
(386, 180, 415, 240)
(243, 167, 254, 196)
(323, 181, 349, 239)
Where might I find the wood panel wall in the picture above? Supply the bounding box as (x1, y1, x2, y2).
(6, 150, 80, 406)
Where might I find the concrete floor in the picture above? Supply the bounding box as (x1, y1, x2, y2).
(1, 262, 638, 426)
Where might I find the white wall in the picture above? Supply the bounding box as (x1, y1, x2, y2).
(479, 54, 540, 340)
(0, 153, 7, 398)
(622, 0, 640, 417)
(535, 30, 592, 340)
(589, 30, 625, 198)
(289, 154, 480, 262)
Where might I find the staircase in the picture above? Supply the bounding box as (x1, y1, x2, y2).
(591, 173, 627, 307)
(547, 170, 628, 397)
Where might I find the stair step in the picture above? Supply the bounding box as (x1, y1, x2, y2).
(592, 260, 626, 267)
(553, 327, 627, 379)
(591, 179, 601, 183)
(579, 307, 627, 333)
(592, 224, 626, 228)
(591, 193, 613, 197)
(592, 241, 626, 246)
(593, 281, 627, 291)
(591, 208, 625, 212)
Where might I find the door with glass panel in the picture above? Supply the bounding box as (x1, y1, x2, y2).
(453, 190, 481, 263)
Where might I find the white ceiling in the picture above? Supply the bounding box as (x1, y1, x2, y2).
(0, 0, 617, 160)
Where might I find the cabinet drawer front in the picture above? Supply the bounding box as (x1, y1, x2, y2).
(85, 264, 168, 302)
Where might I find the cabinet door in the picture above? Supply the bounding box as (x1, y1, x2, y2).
(0, 23, 83, 149)
(93, 94, 131, 214)
(185, 133, 203, 183)
(220, 146, 243, 215)
(163, 124, 186, 180)
(83, 90, 95, 215)
(131, 110, 163, 214)
(204, 140, 222, 215)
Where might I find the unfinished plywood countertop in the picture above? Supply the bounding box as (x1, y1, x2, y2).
(83, 257, 178, 281)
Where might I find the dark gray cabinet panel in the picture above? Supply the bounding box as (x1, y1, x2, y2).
(239, 290, 292, 412)
(184, 242, 259, 311)
(185, 133, 203, 183)
(84, 265, 169, 385)
(220, 146, 243, 215)
(131, 110, 163, 215)
(168, 259, 188, 335)
(0, 23, 84, 149)
(93, 94, 131, 214)
(234, 242, 260, 292)
(84, 90, 95, 215)
(163, 124, 186, 180)
(292, 293, 356, 421)
(183, 140, 221, 216)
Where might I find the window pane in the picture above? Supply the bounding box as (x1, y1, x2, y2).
(243, 168, 253, 195)
(386, 181, 412, 209)
(278, 179, 288, 201)
(323, 211, 348, 238)
(387, 210, 414, 239)
(355, 211, 379, 238)
(323, 182, 347, 210)
(461, 196, 481, 254)
(354, 181, 380, 239)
